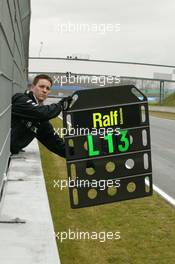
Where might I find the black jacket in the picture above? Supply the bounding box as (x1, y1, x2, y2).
(11, 90, 65, 157)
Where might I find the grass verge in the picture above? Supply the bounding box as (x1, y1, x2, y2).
(39, 118, 175, 264)
(149, 111, 175, 120)
(149, 92, 175, 107)
(162, 92, 175, 106)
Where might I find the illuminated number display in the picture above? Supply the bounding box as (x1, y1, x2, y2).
(87, 130, 130, 157)
(86, 106, 130, 157)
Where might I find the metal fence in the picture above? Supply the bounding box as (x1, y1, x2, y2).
(120, 76, 175, 103)
(0, 0, 31, 193)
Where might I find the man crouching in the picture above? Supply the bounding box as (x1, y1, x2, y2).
(11, 74, 72, 157)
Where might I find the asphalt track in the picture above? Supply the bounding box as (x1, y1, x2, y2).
(150, 116, 175, 200)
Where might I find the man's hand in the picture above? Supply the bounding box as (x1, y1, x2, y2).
(60, 96, 73, 111)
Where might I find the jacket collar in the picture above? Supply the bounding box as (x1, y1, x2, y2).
(25, 90, 38, 104)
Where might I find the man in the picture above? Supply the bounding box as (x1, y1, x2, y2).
(11, 74, 72, 157)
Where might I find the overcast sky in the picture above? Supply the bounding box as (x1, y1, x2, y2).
(29, 0, 175, 76)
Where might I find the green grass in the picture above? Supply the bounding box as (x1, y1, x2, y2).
(39, 118, 175, 264)
(162, 92, 175, 106)
(149, 92, 175, 107)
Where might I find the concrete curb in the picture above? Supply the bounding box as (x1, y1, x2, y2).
(0, 139, 61, 264)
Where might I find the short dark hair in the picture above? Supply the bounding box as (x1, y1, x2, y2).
(32, 74, 53, 86)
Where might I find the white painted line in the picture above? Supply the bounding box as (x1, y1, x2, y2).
(152, 183, 175, 207)
(58, 115, 175, 207)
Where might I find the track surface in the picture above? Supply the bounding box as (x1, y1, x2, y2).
(150, 116, 175, 199)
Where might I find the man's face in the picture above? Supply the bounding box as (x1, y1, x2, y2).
(31, 79, 51, 103)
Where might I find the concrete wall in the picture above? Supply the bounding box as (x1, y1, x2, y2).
(0, 0, 31, 192)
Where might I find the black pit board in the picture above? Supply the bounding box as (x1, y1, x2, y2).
(63, 85, 153, 208)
